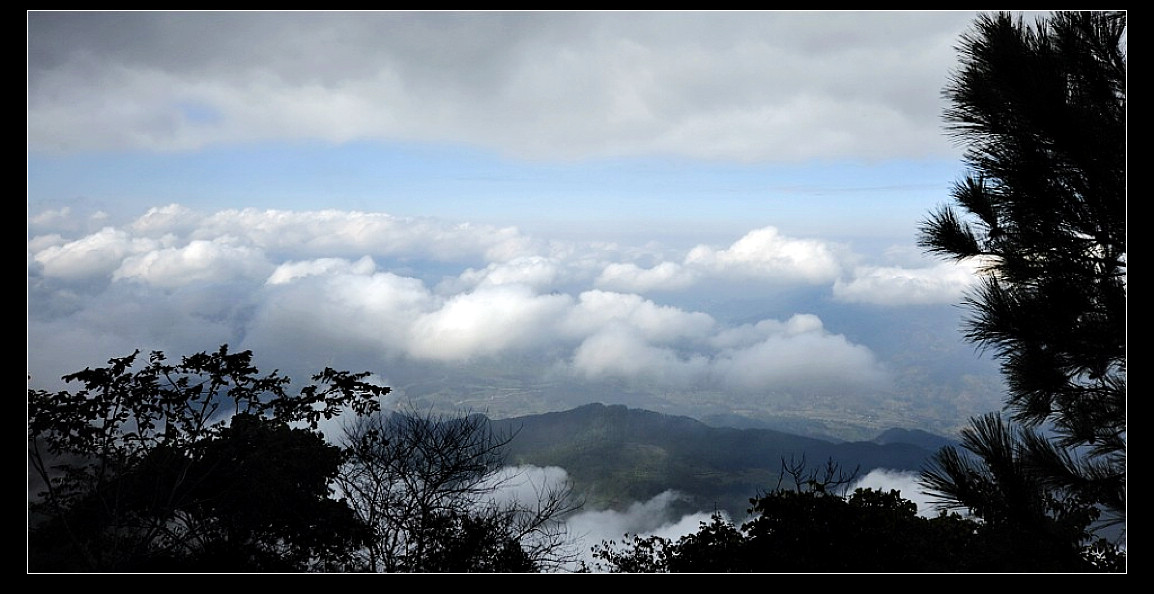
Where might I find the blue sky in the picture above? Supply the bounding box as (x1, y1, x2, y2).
(30, 141, 964, 244)
(28, 11, 1011, 448)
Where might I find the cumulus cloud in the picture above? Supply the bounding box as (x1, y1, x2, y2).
(27, 203, 113, 241)
(112, 237, 273, 288)
(29, 206, 81, 228)
(562, 304, 889, 394)
(248, 269, 436, 363)
(129, 203, 205, 236)
(570, 325, 710, 386)
(832, 259, 983, 305)
(447, 256, 563, 292)
(709, 314, 824, 350)
(26, 204, 541, 274)
(590, 224, 985, 309)
(596, 225, 848, 293)
(595, 261, 697, 293)
(562, 290, 719, 385)
(31, 205, 1022, 469)
(32, 227, 168, 281)
(252, 249, 888, 393)
(27, 233, 66, 257)
(685, 226, 845, 283)
(407, 285, 573, 361)
(710, 315, 890, 393)
(562, 290, 716, 344)
(27, 204, 914, 400)
(266, 255, 377, 285)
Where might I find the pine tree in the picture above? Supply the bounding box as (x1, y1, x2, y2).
(918, 11, 1125, 532)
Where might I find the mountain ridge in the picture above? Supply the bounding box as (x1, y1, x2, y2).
(490, 402, 955, 519)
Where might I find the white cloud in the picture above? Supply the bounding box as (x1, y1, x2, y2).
(570, 325, 709, 385)
(28, 202, 993, 436)
(29, 206, 73, 227)
(564, 305, 887, 394)
(833, 260, 983, 305)
(595, 261, 697, 293)
(708, 314, 825, 350)
(595, 226, 849, 294)
(563, 489, 719, 571)
(28, 204, 112, 238)
(562, 290, 715, 344)
(112, 237, 272, 288)
(685, 226, 844, 283)
(32, 227, 166, 280)
(450, 256, 562, 291)
(129, 203, 204, 236)
(479, 465, 574, 510)
(849, 469, 939, 518)
(267, 255, 377, 285)
(711, 315, 890, 393)
(27, 275, 262, 392)
(235, 231, 885, 394)
(192, 208, 537, 263)
(27, 205, 895, 397)
(27, 233, 66, 256)
(407, 285, 573, 361)
(250, 269, 435, 363)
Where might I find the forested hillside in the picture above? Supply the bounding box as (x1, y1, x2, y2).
(493, 403, 943, 519)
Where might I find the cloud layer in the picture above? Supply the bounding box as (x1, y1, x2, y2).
(29, 204, 983, 410)
(28, 11, 977, 162)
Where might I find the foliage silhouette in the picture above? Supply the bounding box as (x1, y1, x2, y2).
(917, 10, 1126, 532)
(591, 459, 1122, 573)
(28, 346, 586, 573)
(921, 414, 1123, 572)
(28, 345, 387, 571)
(336, 407, 580, 572)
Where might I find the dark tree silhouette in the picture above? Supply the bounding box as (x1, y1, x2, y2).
(921, 413, 1123, 572)
(336, 407, 580, 572)
(917, 10, 1126, 535)
(591, 484, 1004, 573)
(591, 482, 1121, 573)
(28, 345, 387, 572)
(28, 346, 582, 573)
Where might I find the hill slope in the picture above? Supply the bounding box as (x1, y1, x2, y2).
(492, 403, 948, 519)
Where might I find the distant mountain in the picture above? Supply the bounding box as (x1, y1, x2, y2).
(871, 427, 957, 451)
(492, 403, 948, 520)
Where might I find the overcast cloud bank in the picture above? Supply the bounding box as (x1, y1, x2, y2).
(28, 11, 979, 163)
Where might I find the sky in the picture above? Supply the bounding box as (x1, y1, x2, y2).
(30, 9, 1036, 563)
(28, 10, 1016, 441)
